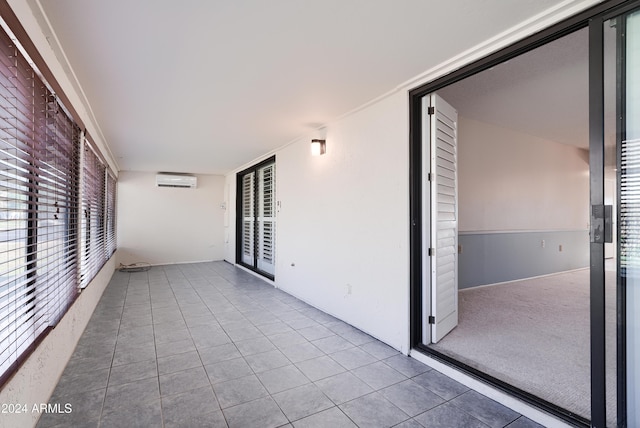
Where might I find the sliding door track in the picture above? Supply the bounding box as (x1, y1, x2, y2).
(414, 344, 590, 427)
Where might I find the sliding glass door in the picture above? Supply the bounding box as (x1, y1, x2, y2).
(599, 6, 640, 426)
(608, 6, 640, 427)
(623, 10, 640, 426)
(409, 1, 640, 426)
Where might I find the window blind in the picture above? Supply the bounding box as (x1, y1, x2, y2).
(38, 96, 81, 325)
(0, 26, 81, 384)
(80, 141, 106, 288)
(620, 137, 640, 272)
(105, 171, 116, 258)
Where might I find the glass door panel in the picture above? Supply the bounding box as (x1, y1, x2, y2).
(603, 15, 618, 427)
(618, 8, 640, 427)
(603, 6, 640, 426)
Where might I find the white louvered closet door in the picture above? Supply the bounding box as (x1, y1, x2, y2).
(257, 163, 275, 275)
(241, 172, 255, 265)
(429, 94, 459, 343)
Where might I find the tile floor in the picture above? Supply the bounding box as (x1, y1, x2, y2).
(36, 262, 544, 428)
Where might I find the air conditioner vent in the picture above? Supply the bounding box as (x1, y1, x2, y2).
(156, 173, 197, 188)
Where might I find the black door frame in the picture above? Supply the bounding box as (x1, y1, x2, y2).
(408, 1, 636, 426)
(235, 155, 276, 280)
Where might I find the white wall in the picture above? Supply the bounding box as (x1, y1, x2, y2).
(117, 171, 226, 266)
(458, 117, 589, 232)
(225, 90, 411, 352)
(0, 258, 116, 428)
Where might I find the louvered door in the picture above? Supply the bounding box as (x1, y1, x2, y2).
(240, 172, 255, 265)
(237, 157, 276, 279)
(257, 163, 275, 275)
(428, 94, 458, 343)
(239, 172, 255, 264)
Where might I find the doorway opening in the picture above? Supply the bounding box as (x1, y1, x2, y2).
(408, 2, 639, 425)
(424, 26, 600, 423)
(235, 156, 276, 280)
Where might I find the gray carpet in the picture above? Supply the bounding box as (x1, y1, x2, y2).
(430, 265, 616, 425)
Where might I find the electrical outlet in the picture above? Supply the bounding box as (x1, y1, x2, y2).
(541, 240, 545, 248)
(458, 244, 463, 254)
(559, 245, 563, 252)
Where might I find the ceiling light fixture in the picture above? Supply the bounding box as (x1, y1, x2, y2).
(311, 139, 326, 156)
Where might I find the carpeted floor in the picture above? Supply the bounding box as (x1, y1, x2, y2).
(430, 264, 616, 425)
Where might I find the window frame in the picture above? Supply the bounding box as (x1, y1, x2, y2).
(0, 13, 117, 387)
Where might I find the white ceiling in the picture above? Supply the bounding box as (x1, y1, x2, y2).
(34, 0, 569, 174)
(439, 27, 590, 149)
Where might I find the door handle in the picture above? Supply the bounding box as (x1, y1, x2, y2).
(590, 205, 613, 244)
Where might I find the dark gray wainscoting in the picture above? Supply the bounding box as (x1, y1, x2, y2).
(459, 230, 590, 289)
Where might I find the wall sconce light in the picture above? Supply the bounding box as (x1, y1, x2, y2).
(311, 139, 326, 156)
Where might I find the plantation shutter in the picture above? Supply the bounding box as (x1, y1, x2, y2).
(257, 163, 275, 275)
(241, 172, 255, 265)
(429, 94, 459, 343)
(236, 157, 276, 279)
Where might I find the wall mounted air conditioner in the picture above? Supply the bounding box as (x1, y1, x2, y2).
(156, 173, 197, 188)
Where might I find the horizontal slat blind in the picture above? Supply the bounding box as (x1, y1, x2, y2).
(105, 171, 116, 258)
(0, 49, 38, 382)
(80, 141, 106, 288)
(37, 96, 80, 325)
(620, 138, 640, 271)
(0, 25, 80, 384)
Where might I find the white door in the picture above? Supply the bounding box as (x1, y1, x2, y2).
(425, 93, 459, 343)
(239, 160, 276, 278)
(257, 163, 275, 275)
(240, 172, 255, 266)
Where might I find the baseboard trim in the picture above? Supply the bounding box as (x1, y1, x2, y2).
(459, 267, 589, 291)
